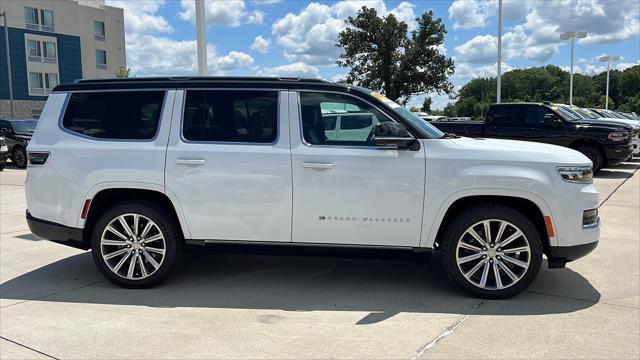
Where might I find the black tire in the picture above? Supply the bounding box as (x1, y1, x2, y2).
(11, 146, 27, 168)
(439, 204, 543, 299)
(0, 163, 4, 171)
(575, 145, 604, 172)
(91, 200, 184, 288)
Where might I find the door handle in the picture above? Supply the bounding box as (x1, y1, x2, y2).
(176, 158, 206, 165)
(301, 162, 333, 169)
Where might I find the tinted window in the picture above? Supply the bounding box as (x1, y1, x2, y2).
(300, 92, 389, 146)
(525, 105, 543, 124)
(340, 115, 373, 130)
(183, 90, 277, 143)
(489, 106, 525, 124)
(323, 115, 337, 130)
(63, 91, 164, 139)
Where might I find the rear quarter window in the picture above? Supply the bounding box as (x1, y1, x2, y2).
(62, 91, 165, 140)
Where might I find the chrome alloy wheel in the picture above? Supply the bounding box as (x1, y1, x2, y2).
(455, 219, 531, 290)
(100, 213, 166, 280)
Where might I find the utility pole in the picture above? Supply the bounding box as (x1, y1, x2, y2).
(195, 0, 207, 75)
(496, 0, 502, 103)
(560, 31, 587, 105)
(599, 55, 620, 110)
(1, 11, 14, 118)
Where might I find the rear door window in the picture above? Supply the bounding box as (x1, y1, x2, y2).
(489, 106, 526, 125)
(62, 91, 165, 140)
(183, 90, 278, 143)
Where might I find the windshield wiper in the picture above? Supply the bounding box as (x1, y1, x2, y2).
(440, 132, 460, 139)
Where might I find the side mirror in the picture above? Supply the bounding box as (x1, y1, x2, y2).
(544, 113, 562, 127)
(373, 122, 419, 150)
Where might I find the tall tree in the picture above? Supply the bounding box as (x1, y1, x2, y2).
(336, 7, 454, 104)
(421, 97, 432, 113)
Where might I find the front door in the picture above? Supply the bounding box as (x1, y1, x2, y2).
(289, 91, 426, 247)
(165, 89, 292, 242)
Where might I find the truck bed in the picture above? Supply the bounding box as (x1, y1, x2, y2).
(431, 120, 485, 137)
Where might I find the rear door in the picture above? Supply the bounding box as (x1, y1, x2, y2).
(485, 105, 535, 140)
(165, 89, 292, 242)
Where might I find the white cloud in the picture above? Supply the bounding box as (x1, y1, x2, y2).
(179, 0, 263, 27)
(453, 62, 513, 82)
(256, 62, 321, 78)
(454, 35, 496, 63)
(272, 0, 419, 66)
(252, 0, 282, 5)
(106, 0, 173, 34)
(451, 0, 639, 64)
(250, 36, 270, 53)
(125, 34, 255, 76)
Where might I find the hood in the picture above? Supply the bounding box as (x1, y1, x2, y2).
(584, 117, 640, 130)
(575, 118, 636, 130)
(444, 137, 591, 166)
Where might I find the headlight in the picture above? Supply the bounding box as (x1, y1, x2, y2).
(608, 131, 629, 142)
(558, 166, 593, 184)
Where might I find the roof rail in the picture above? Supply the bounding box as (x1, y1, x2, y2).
(74, 76, 332, 84)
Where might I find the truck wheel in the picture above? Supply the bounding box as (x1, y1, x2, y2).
(439, 204, 543, 299)
(575, 145, 604, 172)
(91, 201, 183, 288)
(12, 147, 27, 168)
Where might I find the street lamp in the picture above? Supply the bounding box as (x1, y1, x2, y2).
(496, 0, 503, 103)
(599, 55, 620, 110)
(195, 0, 207, 75)
(560, 31, 587, 105)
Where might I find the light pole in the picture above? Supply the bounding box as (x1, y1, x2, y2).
(1, 11, 14, 118)
(195, 0, 207, 75)
(496, 0, 503, 103)
(599, 55, 620, 110)
(560, 31, 587, 105)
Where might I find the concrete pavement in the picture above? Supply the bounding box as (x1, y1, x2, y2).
(1, 161, 638, 359)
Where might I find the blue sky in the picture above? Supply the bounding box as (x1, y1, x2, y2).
(106, 0, 640, 109)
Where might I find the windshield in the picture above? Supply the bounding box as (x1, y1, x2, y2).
(369, 92, 445, 138)
(11, 120, 37, 133)
(553, 106, 581, 121)
(572, 107, 597, 119)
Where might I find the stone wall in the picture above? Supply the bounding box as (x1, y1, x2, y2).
(0, 100, 46, 119)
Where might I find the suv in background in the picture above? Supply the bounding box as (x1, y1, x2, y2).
(0, 119, 37, 168)
(0, 136, 7, 170)
(432, 102, 634, 171)
(26, 77, 600, 299)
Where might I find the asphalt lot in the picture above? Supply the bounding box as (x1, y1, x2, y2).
(1, 160, 639, 359)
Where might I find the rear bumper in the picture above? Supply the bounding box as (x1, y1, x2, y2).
(26, 210, 88, 250)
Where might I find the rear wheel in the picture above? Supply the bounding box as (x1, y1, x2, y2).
(575, 145, 604, 172)
(12, 147, 27, 168)
(91, 201, 183, 288)
(440, 204, 543, 299)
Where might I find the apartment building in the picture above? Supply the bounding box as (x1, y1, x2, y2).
(0, 0, 125, 118)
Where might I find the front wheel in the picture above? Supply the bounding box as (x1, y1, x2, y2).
(575, 145, 604, 172)
(12, 147, 27, 168)
(439, 204, 543, 299)
(91, 201, 183, 288)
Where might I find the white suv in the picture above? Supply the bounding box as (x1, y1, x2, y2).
(25, 77, 600, 298)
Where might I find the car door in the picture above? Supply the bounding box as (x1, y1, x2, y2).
(485, 105, 535, 140)
(289, 91, 425, 247)
(165, 89, 293, 242)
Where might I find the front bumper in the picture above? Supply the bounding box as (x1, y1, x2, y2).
(26, 210, 88, 250)
(604, 143, 633, 164)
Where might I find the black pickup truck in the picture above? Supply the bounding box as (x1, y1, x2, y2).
(432, 102, 634, 171)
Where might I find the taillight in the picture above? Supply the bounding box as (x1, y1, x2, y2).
(27, 151, 50, 166)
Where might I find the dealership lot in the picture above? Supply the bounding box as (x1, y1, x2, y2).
(1, 162, 638, 359)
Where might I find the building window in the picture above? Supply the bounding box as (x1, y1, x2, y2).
(43, 41, 57, 63)
(25, 7, 39, 29)
(29, 72, 44, 95)
(41, 9, 54, 31)
(94, 21, 106, 40)
(96, 49, 107, 69)
(45, 73, 59, 91)
(26, 39, 42, 62)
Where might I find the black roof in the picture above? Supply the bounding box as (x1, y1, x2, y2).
(53, 76, 354, 92)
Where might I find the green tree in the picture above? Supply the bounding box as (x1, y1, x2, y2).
(421, 97, 432, 113)
(597, 95, 614, 109)
(336, 7, 454, 104)
(409, 106, 420, 112)
(443, 103, 456, 117)
(114, 67, 131, 78)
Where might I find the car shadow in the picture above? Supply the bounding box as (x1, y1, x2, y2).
(0, 250, 600, 323)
